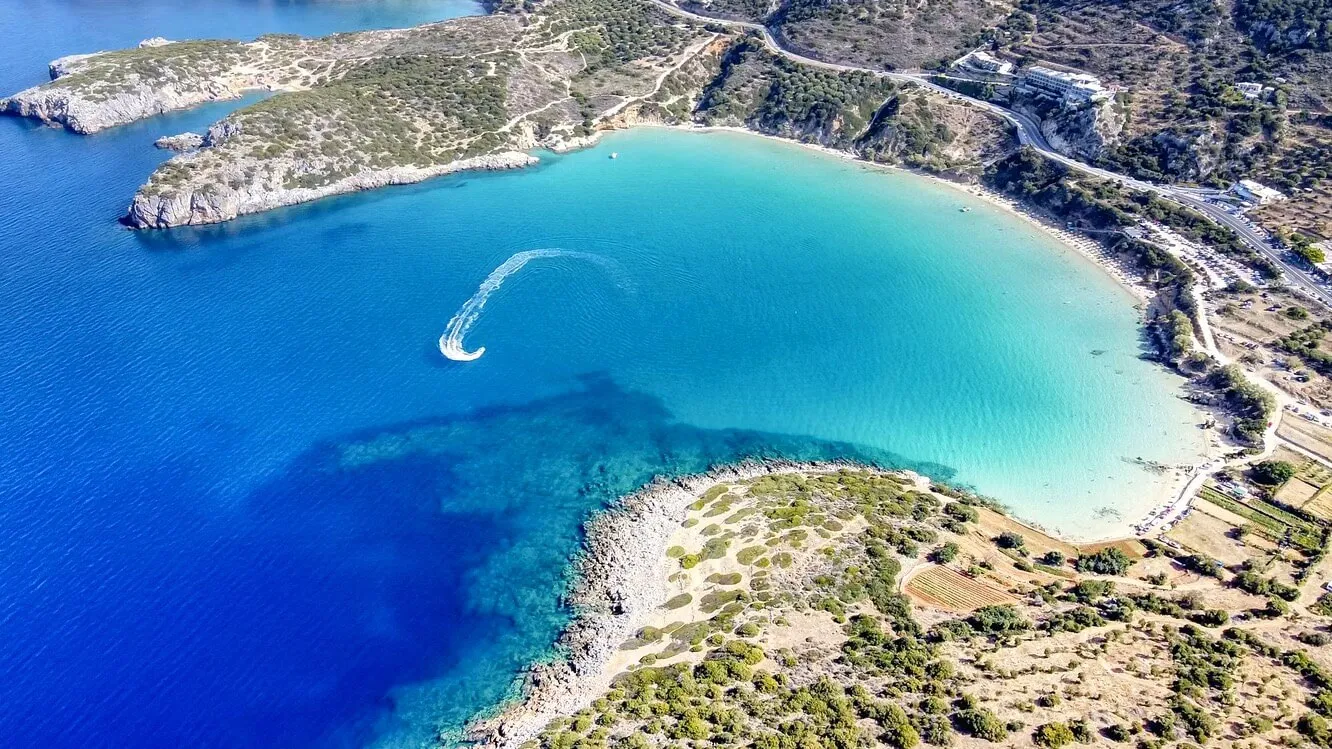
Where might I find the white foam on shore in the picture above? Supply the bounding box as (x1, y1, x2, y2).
(439, 249, 610, 361)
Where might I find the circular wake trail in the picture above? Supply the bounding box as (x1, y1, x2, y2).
(439, 249, 609, 361)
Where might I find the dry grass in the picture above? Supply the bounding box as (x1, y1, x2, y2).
(1277, 418, 1332, 467)
(1275, 476, 1320, 507)
(1304, 487, 1332, 522)
(1166, 507, 1250, 565)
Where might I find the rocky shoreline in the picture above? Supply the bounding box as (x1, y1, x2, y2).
(464, 458, 891, 749)
(0, 39, 267, 135)
(123, 150, 537, 228)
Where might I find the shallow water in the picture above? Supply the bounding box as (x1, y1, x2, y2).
(0, 3, 1205, 747)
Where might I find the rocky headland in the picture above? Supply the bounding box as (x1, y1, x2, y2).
(465, 463, 1332, 749)
(0, 0, 1010, 229)
(466, 459, 872, 748)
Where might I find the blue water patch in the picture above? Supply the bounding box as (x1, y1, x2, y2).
(0, 3, 1207, 746)
(0, 0, 484, 93)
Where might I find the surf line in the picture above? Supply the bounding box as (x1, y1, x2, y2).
(439, 249, 611, 362)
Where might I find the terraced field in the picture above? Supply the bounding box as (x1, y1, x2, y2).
(904, 564, 1015, 612)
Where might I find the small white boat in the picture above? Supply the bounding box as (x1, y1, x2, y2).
(610, 152, 618, 159)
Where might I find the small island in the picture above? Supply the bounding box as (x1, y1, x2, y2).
(469, 463, 1332, 749)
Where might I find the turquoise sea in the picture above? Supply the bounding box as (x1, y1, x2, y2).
(0, 2, 1206, 747)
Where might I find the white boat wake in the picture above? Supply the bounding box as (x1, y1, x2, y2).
(439, 249, 612, 361)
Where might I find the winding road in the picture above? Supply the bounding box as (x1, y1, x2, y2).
(649, 0, 1332, 308)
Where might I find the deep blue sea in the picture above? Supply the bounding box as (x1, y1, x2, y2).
(0, 3, 1207, 747)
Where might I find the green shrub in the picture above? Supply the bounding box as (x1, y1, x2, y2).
(1070, 718, 1093, 743)
(1034, 722, 1075, 748)
(929, 542, 959, 564)
(943, 502, 978, 523)
(966, 605, 1030, 636)
(736, 545, 766, 565)
(664, 593, 692, 610)
(706, 572, 742, 585)
(955, 707, 1008, 741)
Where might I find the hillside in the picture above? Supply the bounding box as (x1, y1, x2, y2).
(470, 466, 1332, 749)
(998, 0, 1332, 240)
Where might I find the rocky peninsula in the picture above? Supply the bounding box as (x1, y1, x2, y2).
(0, 0, 1006, 229)
(467, 463, 1332, 749)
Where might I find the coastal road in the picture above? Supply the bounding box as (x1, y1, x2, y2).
(649, 0, 1331, 308)
(1172, 192, 1332, 308)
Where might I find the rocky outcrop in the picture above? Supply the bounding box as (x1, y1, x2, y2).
(153, 132, 205, 151)
(1, 35, 279, 134)
(1028, 98, 1124, 162)
(1008, 88, 1125, 163)
(48, 52, 99, 79)
(466, 458, 886, 749)
(1, 67, 257, 134)
(124, 151, 537, 228)
(1146, 127, 1222, 182)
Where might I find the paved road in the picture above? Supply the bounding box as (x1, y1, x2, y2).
(649, 0, 1332, 307)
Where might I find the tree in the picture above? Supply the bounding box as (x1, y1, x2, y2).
(929, 542, 960, 564)
(1034, 722, 1076, 748)
(1251, 460, 1296, 485)
(966, 605, 1031, 635)
(1291, 234, 1326, 265)
(1075, 548, 1134, 576)
(955, 708, 1008, 741)
(996, 531, 1025, 550)
(1041, 550, 1066, 566)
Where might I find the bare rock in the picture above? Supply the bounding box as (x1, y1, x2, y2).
(124, 151, 538, 228)
(154, 132, 205, 151)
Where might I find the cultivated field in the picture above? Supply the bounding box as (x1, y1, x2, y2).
(904, 564, 1015, 612)
(1278, 418, 1332, 466)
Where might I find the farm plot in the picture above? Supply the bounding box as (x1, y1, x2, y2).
(1197, 486, 1324, 552)
(1276, 478, 1321, 509)
(904, 565, 1015, 613)
(1304, 490, 1332, 522)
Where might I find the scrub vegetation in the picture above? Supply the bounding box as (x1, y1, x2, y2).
(506, 468, 1332, 749)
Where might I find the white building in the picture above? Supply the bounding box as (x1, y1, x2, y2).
(1229, 179, 1286, 205)
(1235, 82, 1272, 100)
(1019, 66, 1110, 104)
(953, 50, 1014, 76)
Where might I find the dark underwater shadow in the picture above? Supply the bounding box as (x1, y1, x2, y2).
(0, 372, 955, 749)
(250, 371, 956, 746)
